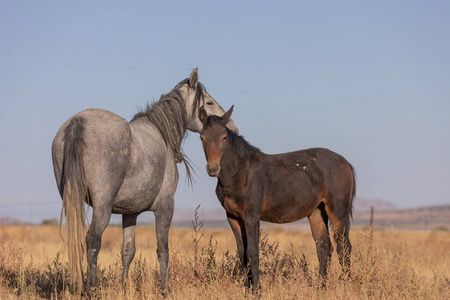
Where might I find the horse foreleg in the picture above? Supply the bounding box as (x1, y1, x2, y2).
(154, 207, 173, 298)
(86, 205, 112, 296)
(308, 206, 332, 286)
(226, 215, 247, 273)
(122, 213, 138, 290)
(244, 214, 261, 290)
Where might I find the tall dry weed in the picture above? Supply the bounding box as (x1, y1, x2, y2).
(1, 216, 449, 299)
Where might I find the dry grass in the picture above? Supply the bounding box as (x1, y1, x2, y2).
(1, 218, 449, 299)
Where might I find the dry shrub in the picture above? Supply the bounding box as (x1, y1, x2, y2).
(0, 226, 29, 294)
(1, 215, 449, 299)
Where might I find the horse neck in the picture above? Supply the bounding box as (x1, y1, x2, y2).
(176, 84, 202, 133)
(132, 89, 188, 159)
(218, 134, 255, 184)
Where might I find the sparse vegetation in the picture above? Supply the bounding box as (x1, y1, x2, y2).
(0, 219, 449, 299)
(41, 219, 59, 226)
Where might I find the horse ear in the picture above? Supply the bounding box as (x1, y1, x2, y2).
(198, 106, 208, 124)
(221, 105, 234, 125)
(189, 68, 199, 89)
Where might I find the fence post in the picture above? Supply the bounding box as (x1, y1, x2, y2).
(370, 206, 374, 228)
(368, 206, 375, 259)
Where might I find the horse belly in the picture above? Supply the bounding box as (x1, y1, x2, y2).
(112, 123, 172, 214)
(260, 154, 329, 223)
(260, 197, 319, 223)
(113, 179, 163, 214)
(113, 157, 168, 214)
(260, 180, 323, 223)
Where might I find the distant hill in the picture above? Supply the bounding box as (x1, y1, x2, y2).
(353, 197, 397, 212)
(0, 217, 29, 226)
(169, 200, 449, 231)
(2, 199, 448, 231)
(354, 204, 450, 230)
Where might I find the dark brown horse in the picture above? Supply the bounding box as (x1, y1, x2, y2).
(198, 106, 356, 289)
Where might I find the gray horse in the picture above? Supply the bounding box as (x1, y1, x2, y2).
(51, 69, 238, 296)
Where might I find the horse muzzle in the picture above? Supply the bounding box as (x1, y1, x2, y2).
(206, 163, 220, 177)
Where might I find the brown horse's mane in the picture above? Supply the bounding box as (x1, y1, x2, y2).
(204, 115, 261, 160)
(227, 128, 261, 159)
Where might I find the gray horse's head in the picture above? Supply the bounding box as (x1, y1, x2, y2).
(177, 68, 239, 134)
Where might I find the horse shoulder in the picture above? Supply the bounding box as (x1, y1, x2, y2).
(125, 119, 169, 177)
(113, 120, 175, 212)
(216, 178, 247, 220)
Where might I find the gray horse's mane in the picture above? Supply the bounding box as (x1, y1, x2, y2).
(132, 78, 206, 183)
(173, 78, 207, 115)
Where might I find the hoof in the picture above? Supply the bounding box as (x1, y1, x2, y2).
(161, 288, 171, 299)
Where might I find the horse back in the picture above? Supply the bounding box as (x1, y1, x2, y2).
(272, 147, 353, 190)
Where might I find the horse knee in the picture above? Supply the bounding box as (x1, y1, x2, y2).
(156, 245, 169, 261)
(86, 214, 111, 248)
(122, 242, 136, 285)
(316, 239, 332, 259)
(86, 229, 102, 252)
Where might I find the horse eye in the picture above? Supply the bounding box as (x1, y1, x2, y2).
(223, 136, 227, 140)
(206, 101, 214, 105)
(200, 136, 204, 141)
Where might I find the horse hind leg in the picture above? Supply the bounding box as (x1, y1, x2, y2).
(334, 219, 352, 276)
(325, 202, 352, 276)
(122, 213, 138, 290)
(86, 202, 113, 295)
(308, 204, 332, 285)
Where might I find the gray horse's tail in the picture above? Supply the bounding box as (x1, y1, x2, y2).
(60, 116, 87, 294)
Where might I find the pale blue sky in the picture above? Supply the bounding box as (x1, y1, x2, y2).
(1, 1, 449, 223)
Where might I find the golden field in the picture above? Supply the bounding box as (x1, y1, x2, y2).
(1, 223, 449, 299)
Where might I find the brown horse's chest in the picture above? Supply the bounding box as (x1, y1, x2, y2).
(218, 174, 251, 219)
(222, 196, 245, 219)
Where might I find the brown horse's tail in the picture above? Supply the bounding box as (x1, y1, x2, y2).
(59, 117, 87, 294)
(349, 163, 357, 220)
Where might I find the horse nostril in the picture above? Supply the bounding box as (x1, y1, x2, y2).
(207, 164, 217, 172)
(206, 163, 220, 176)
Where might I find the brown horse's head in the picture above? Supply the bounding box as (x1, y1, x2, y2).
(198, 105, 234, 177)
